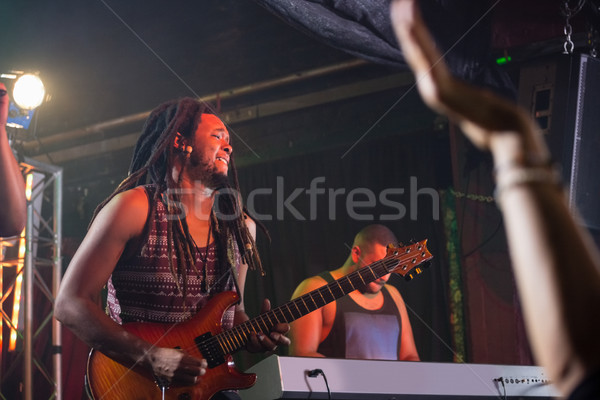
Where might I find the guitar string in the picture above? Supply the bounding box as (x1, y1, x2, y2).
(91, 246, 241, 398)
(99, 254, 239, 390)
(208, 255, 399, 348)
(187, 254, 433, 374)
(163, 242, 428, 356)
(95, 256, 413, 398)
(99, 241, 430, 390)
(231, 244, 426, 342)
(196, 244, 429, 356)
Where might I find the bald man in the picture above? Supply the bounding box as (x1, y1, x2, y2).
(289, 225, 419, 361)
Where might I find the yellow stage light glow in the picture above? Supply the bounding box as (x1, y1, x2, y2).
(8, 173, 33, 351)
(12, 74, 45, 110)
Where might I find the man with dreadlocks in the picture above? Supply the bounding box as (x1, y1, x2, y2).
(55, 98, 290, 398)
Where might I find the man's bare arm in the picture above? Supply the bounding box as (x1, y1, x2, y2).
(55, 188, 206, 386)
(288, 277, 330, 357)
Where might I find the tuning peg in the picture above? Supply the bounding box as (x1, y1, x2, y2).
(405, 266, 425, 281)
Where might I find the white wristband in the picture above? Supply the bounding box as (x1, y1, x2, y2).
(494, 166, 562, 205)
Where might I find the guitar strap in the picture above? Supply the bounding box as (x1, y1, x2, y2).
(205, 217, 243, 306)
(225, 237, 242, 306)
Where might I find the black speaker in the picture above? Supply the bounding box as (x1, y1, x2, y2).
(518, 54, 600, 231)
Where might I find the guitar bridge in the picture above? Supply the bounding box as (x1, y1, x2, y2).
(195, 332, 225, 368)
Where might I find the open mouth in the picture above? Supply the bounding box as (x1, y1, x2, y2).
(216, 157, 229, 165)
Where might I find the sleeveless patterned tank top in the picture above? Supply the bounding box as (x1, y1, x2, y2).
(106, 185, 239, 329)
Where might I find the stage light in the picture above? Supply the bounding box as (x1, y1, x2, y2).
(12, 74, 45, 110)
(1, 71, 47, 130)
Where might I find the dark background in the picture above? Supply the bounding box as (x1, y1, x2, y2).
(1, 0, 598, 398)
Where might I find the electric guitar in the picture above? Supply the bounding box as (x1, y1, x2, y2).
(86, 239, 433, 400)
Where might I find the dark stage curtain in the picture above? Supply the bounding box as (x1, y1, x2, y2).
(236, 132, 455, 364)
(247, 0, 535, 367)
(253, 0, 517, 98)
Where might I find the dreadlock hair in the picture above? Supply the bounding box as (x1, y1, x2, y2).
(90, 97, 267, 300)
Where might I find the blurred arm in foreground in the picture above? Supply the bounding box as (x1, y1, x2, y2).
(391, 0, 600, 397)
(0, 82, 26, 237)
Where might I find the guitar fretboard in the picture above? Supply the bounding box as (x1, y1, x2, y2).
(199, 240, 431, 361)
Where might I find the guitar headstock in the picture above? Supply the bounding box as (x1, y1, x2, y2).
(385, 239, 433, 281)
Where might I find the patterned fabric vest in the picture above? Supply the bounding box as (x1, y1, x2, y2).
(106, 186, 239, 329)
(316, 271, 403, 360)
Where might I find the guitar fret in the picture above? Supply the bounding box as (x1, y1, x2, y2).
(230, 326, 243, 349)
(230, 328, 243, 349)
(316, 289, 326, 305)
(227, 331, 239, 351)
(326, 285, 335, 300)
(282, 303, 294, 320)
(219, 335, 233, 354)
(237, 324, 248, 347)
(298, 296, 309, 315)
(240, 323, 251, 339)
(366, 265, 378, 280)
(346, 277, 357, 292)
(356, 270, 367, 285)
(331, 281, 344, 298)
(226, 334, 237, 353)
(377, 261, 389, 274)
(290, 300, 303, 319)
(308, 293, 319, 309)
(248, 319, 260, 334)
(277, 307, 289, 322)
(281, 304, 295, 321)
(214, 337, 227, 355)
(312, 292, 325, 308)
(226, 324, 250, 351)
(273, 307, 285, 323)
(299, 293, 317, 312)
(219, 334, 231, 354)
(256, 315, 270, 333)
(344, 276, 356, 291)
(264, 312, 275, 327)
(320, 286, 334, 303)
(90, 239, 432, 391)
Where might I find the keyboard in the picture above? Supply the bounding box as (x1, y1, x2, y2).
(240, 355, 558, 399)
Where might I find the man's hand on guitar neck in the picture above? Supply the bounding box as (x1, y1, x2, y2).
(240, 298, 291, 353)
(148, 347, 207, 387)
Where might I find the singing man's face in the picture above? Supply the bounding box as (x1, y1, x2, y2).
(187, 113, 232, 188)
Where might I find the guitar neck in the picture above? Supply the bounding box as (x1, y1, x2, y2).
(206, 239, 431, 359)
(216, 258, 400, 355)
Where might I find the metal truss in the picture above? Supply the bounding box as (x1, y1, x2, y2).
(0, 157, 62, 400)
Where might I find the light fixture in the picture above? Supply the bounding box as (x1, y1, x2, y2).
(12, 74, 45, 110)
(1, 71, 47, 130)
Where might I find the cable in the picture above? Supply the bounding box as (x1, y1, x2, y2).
(463, 217, 503, 258)
(307, 369, 331, 400)
(494, 377, 507, 400)
(307, 368, 322, 378)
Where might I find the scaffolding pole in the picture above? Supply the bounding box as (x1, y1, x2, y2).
(1, 156, 62, 399)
